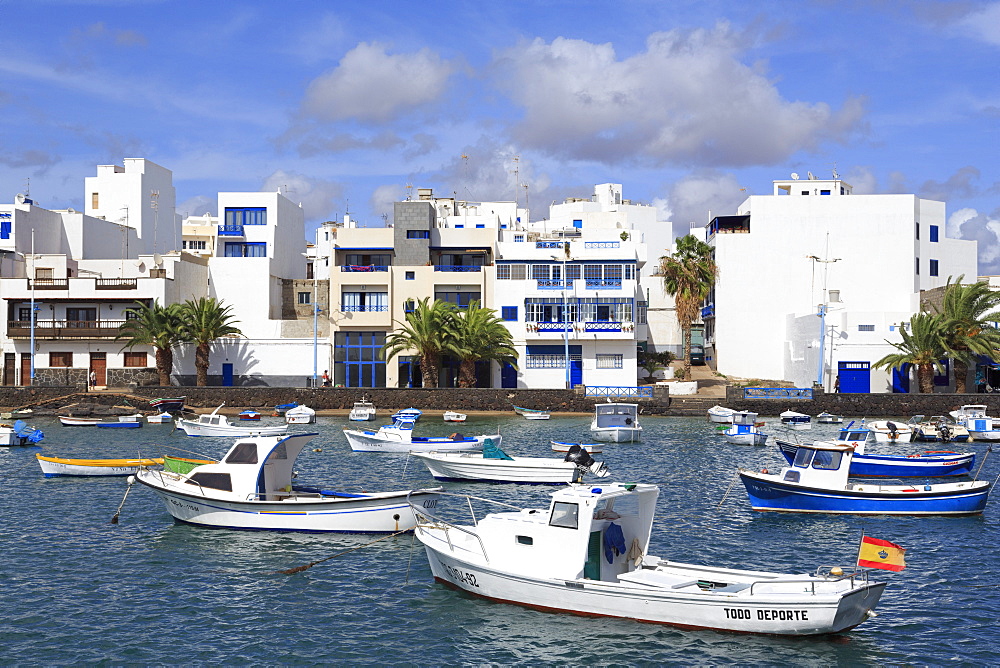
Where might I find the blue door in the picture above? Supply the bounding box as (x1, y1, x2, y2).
(501, 363, 517, 388)
(891, 364, 911, 393)
(570, 359, 583, 387)
(838, 361, 870, 393)
(222, 363, 234, 387)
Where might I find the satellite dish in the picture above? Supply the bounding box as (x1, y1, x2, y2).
(790, 172, 800, 180)
(807, 171, 816, 180)
(14, 193, 25, 204)
(152, 253, 163, 267)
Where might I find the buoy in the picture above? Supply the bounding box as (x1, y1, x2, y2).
(761, 468, 768, 474)
(312, 448, 322, 452)
(830, 566, 843, 576)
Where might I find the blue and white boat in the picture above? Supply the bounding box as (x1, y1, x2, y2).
(739, 439, 991, 515)
(779, 410, 811, 430)
(722, 411, 767, 446)
(390, 407, 422, 422)
(950, 405, 1000, 441)
(777, 424, 976, 478)
(274, 402, 298, 415)
(343, 416, 496, 453)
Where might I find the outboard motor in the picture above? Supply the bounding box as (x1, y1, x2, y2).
(886, 421, 898, 440)
(564, 445, 610, 482)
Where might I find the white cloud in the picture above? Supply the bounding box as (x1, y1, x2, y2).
(177, 195, 216, 219)
(260, 170, 343, 225)
(370, 184, 405, 225)
(668, 172, 745, 229)
(950, 207, 1000, 275)
(300, 42, 457, 123)
(952, 2, 1000, 47)
(492, 26, 865, 167)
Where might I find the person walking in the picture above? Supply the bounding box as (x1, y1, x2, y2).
(89, 370, 97, 388)
(834, 375, 840, 393)
(322, 370, 331, 387)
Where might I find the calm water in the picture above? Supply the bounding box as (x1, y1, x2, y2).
(2, 414, 999, 665)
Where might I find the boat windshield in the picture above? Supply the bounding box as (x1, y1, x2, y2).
(792, 448, 814, 468)
(811, 450, 843, 470)
(549, 501, 579, 529)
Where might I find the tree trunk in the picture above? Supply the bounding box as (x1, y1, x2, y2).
(195, 343, 210, 387)
(155, 347, 173, 386)
(681, 323, 692, 381)
(420, 355, 439, 388)
(458, 359, 477, 388)
(917, 363, 934, 393)
(953, 359, 968, 393)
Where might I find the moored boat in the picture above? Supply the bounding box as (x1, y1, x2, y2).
(411, 440, 608, 485)
(37, 454, 163, 477)
(590, 402, 641, 442)
(147, 412, 173, 424)
(411, 483, 887, 635)
(285, 405, 316, 424)
(443, 411, 467, 423)
(176, 405, 288, 437)
(551, 440, 603, 454)
(148, 397, 186, 412)
(707, 405, 736, 423)
(779, 410, 811, 430)
(0, 420, 45, 446)
(391, 407, 423, 422)
(739, 439, 991, 515)
(912, 416, 970, 443)
(133, 432, 441, 533)
(274, 402, 298, 415)
(949, 405, 1000, 441)
(343, 417, 498, 453)
(512, 405, 550, 420)
(58, 415, 103, 426)
(722, 411, 768, 446)
(867, 418, 914, 443)
(817, 412, 844, 424)
(348, 397, 376, 422)
(238, 409, 261, 421)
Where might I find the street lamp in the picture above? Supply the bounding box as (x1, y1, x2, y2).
(552, 244, 571, 389)
(808, 244, 841, 390)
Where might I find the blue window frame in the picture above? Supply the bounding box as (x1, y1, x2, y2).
(435, 291, 480, 308)
(930, 259, 939, 276)
(406, 230, 430, 239)
(573, 219, 583, 228)
(930, 225, 939, 242)
(405, 271, 415, 280)
(333, 331, 386, 388)
(224, 242, 266, 257)
(476, 224, 485, 228)
(502, 306, 518, 321)
(225, 207, 266, 226)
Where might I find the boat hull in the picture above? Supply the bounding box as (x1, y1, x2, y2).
(589, 427, 641, 442)
(58, 416, 102, 426)
(739, 470, 991, 515)
(418, 543, 884, 636)
(724, 431, 768, 446)
(148, 398, 185, 411)
(135, 470, 441, 533)
(412, 453, 587, 484)
(551, 440, 603, 454)
(343, 429, 497, 453)
(776, 441, 975, 477)
(37, 455, 162, 477)
(177, 419, 288, 437)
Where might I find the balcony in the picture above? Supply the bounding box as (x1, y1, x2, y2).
(341, 265, 389, 272)
(584, 321, 624, 332)
(95, 278, 138, 290)
(434, 265, 481, 272)
(217, 224, 245, 236)
(536, 279, 574, 290)
(339, 305, 389, 312)
(585, 279, 622, 290)
(535, 241, 565, 249)
(7, 320, 126, 339)
(583, 241, 620, 249)
(28, 278, 69, 290)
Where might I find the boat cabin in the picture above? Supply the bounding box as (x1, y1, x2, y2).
(833, 424, 873, 452)
(179, 433, 318, 501)
(727, 411, 760, 436)
(474, 483, 658, 582)
(779, 442, 854, 488)
(593, 403, 639, 429)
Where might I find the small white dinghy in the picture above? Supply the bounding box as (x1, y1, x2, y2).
(411, 440, 608, 485)
(707, 405, 736, 423)
(411, 483, 887, 635)
(443, 411, 467, 423)
(551, 440, 603, 454)
(780, 410, 812, 431)
(343, 417, 499, 453)
(285, 405, 317, 424)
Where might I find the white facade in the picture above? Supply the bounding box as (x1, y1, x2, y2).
(84, 158, 178, 255)
(709, 175, 977, 392)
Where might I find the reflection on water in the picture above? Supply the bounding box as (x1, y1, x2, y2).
(2, 414, 999, 664)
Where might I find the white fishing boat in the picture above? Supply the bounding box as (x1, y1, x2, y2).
(411, 441, 608, 485)
(780, 410, 812, 430)
(58, 415, 103, 426)
(512, 405, 550, 420)
(867, 418, 914, 443)
(551, 440, 603, 454)
(133, 433, 441, 533)
(343, 417, 498, 453)
(147, 412, 173, 424)
(816, 412, 844, 424)
(411, 483, 887, 635)
(949, 404, 1000, 441)
(176, 405, 288, 437)
(37, 454, 163, 477)
(348, 397, 376, 422)
(590, 403, 641, 442)
(707, 405, 736, 423)
(722, 411, 768, 446)
(285, 404, 316, 424)
(443, 411, 467, 423)
(391, 407, 423, 422)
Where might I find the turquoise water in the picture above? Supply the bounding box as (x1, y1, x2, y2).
(2, 415, 999, 664)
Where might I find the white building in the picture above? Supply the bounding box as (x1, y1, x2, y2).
(708, 174, 978, 393)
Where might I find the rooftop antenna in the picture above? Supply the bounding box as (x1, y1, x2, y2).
(831, 163, 840, 179)
(405, 183, 413, 201)
(150, 190, 159, 254)
(511, 155, 521, 207)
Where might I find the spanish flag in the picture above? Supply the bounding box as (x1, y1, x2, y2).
(857, 535, 906, 572)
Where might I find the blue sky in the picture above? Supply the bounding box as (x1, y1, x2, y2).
(1, 1, 999, 269)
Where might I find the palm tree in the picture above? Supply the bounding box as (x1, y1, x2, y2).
(930, 275, 1000, 393)
(382, 298, 456, 388)
(180, 297, 243, 387)
(116, 300, 186, 386)
(660, 234, 718, 381)
(449, 301, 518, 388)
(873, 312, 947, 393)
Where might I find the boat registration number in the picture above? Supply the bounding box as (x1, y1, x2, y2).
(724, 608, 809, 621)
(439, 560, 480, 588)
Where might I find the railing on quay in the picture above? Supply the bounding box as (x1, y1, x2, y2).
(585, 386, 654, 399)
(741, 387, 814, 399)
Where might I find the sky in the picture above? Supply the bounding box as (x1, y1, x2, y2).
(1, 0, 999, 270)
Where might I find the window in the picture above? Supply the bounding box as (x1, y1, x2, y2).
(637, 300, 647, 324)
(406, 230, 430, 239)
(915, 222, 920, 240)
(224, 242, 266, 257)
(435, 291, 480, 308)
(18, 307, 30, 322)
(183, 240, 207, 250)
(404, 299, 415, 313)
(811, 450, 842, 471)
(584, 264, 602, 280)
(123, 352, 147, 367)
(345, 253, 391, 266)
(497, 264, 526, 280)
(596, 354, 623, 369)
(49, 352, 72, 367)
(930, 225, 939, 242)
(820, 190, 831, 195)
(572, 219, 583, 228)
(915, 257, 920, 275)
(514, 234, 525, 242)
(566, 264, 580, 280)
(526, 355, 567, 368)
(516, 535, 534, 545)
(549, 502, 579, 529)
(186, 472, 233, 492)
(225, 207, 266, 226)
(476, 224, 485, 229)
(298, 292, 311, 304)
(930, 259, 939, 276)
(501, 306, 518, 321)
(858, 324, 875, 332)
(341, 292, 388, 311)
(91, 193, 99, 209)
(531, 264, 550, 280)
(225, 443, 259, 464)
(405, 271, 415, 280)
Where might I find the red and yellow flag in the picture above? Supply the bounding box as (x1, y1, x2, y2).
(857, 535, 906, 572)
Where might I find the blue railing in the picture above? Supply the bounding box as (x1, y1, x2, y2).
(340, 305, 389, 312)
(584, 321, 622, 332)
(341, 265, 388, 272)
(536, 279, 574, 290)
(218, 225, 245, 236)
(585, 386, 653, 398)
(585, 279, 622, 289)
(584, 241, 620, 249)
(434, 265, 481, 272)
(536, 322, 572, 332)
(741, 387, 814, 399)
(535, 241, 565, 249)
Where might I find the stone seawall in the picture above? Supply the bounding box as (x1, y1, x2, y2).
(724, 387, 1000, 417)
